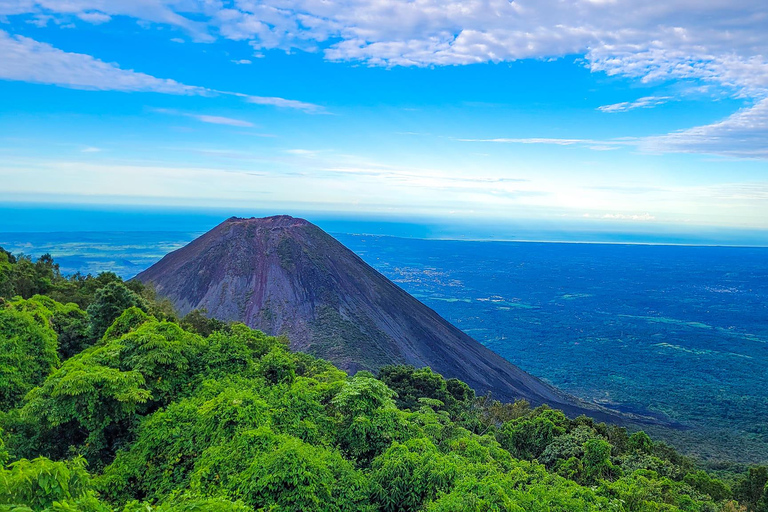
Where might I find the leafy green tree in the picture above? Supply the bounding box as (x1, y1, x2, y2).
(497, 408, 568, 460)
(424, 474, 522, 512)
(21, 355, 151, 463)
(50, 302, 90, 360)
(228, 323, 280, 359)
(8, 255, 58, 300)
(56, 272, 122, 308)
(116, 320, 206, 404)
(122, 495, 253, 512)
(684, 470, 731, 501)
(333, 375, 396, 418)
(9, 295, 90, 360)
(0, 428, 9, 467)
(180, 309, 229, 337)
(581, 438, 619, 484)
(0, 306, 59, 411)
(734, 466, 768, 511)
(86, 282, 147, 341)
(234, 436, 366, 512)
(99, 399, 209, 503)
(256, 347, 296, 385)
(426, 466, 616, 512)
(101, 307, 151, 343)
(446, 378, 475, 404)
(628, 431, 654, 454)
(125, 282, 178, 323)
(473, 395, 530, 435)
(539, 425, 595, 469)
(266, 377, 337, 445)
(603, 424, 630, 455)
(332, 375, 405, 465)
(0, 456, 109, 512)
(369, 438, 457, 512)
(599, 469, 708, 511)
(379, 365, 451, 411)
(0, 249, 15, 298)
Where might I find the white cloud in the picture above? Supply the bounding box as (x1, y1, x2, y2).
(0, 30, 323, 112)
(597, 213, 657, 221)
(641, 98, 768, 158)
(76, 10, 110, 24)
(7, 1, 764, 86)
(198, 0, 768, 102)
(6, 1, 766, 97)
(193, 114, 254, 127)
(25, 13, 49, 26)
(461, 98, 768, 159)
(598, 96, 672, 113)
(2, 0, 767, 156)
(153, 108, 256, 127)
(0, 29, 205, 93)
(26, 0, 214, 41)
(285, 148, 318, 156)
(231, 59, 252, 64)
(0, 0, 33, 16)
(242, 94, 324, 113)
(459, 137, 607, 146)
(458, 137, 634, 152)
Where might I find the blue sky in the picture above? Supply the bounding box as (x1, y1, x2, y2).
(1, 1, 767, 232)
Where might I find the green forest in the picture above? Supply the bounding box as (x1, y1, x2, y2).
(1, 248, 767, 512)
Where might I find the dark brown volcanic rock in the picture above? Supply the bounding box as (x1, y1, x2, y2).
(135, 216, 637, 423)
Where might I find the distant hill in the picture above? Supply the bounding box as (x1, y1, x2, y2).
(135, 215, 647, 424)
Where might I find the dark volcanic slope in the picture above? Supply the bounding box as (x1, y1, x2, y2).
(135, 216, 636, 423)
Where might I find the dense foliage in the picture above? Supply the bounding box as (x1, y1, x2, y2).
(1, 250, 766, 512)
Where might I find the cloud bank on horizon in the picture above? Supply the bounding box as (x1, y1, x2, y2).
(0, 0, 766, 229)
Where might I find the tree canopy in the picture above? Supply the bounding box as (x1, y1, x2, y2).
(0, 248, 764, 512)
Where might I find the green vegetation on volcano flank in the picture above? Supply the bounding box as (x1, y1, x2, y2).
(1, 249, 767, 512)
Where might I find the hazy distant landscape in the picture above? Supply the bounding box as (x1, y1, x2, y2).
(5, 228, 766, 465)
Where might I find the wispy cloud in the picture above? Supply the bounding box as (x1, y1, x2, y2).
(285, 149, 320, 156)
(598, 96, 672, 113)
(2, 1, 213, 41)
(458, 137, 606, 146)
(583, 212, 657, 221)
(0, 29, 204, 94)
(76, 11, 110, 24)
(457, 137, 633, 152)
(152, 108, 255, 128)
(0, 29, 322, 112)
(459, 98, 768, 159)
(193, 114, 254, 128)
(640, 98, 768, 159)
(242, 94, 325, 113)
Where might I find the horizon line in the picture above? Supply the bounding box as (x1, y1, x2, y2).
(2, 228, 768, 250)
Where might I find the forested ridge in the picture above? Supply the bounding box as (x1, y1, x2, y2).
(1, 249, 767, 512)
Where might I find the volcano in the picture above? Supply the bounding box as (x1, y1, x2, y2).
(136, 215, 634, 422)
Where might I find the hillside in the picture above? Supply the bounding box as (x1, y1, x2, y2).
(136, 215, 650, 424)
